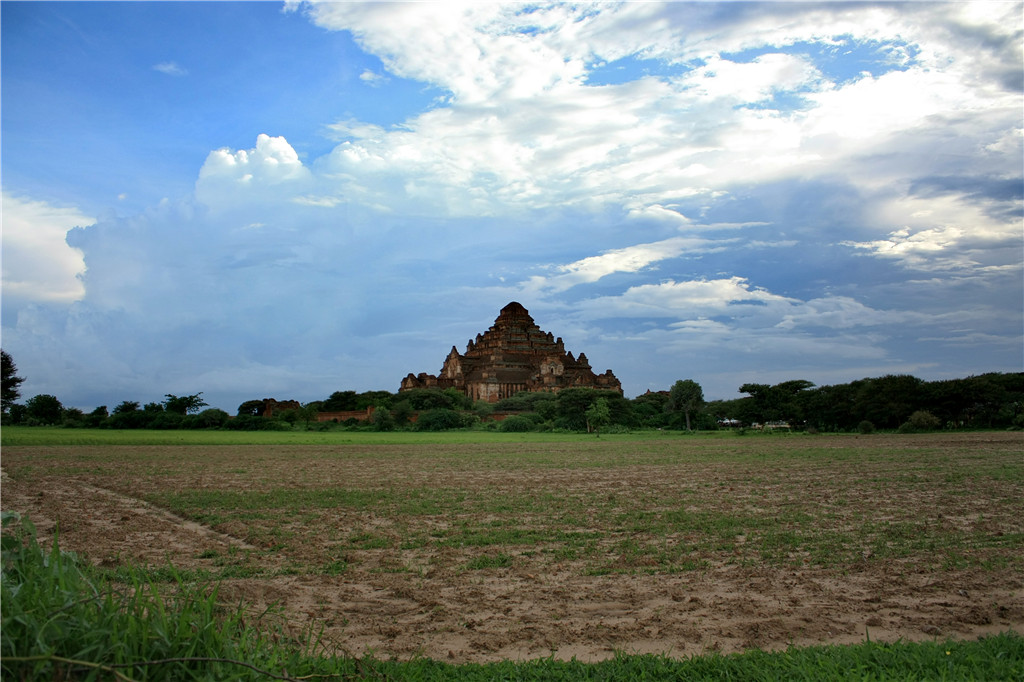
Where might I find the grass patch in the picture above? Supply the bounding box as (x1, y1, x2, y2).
(1, 425, 693, 447)
(463, 552, 514, 570)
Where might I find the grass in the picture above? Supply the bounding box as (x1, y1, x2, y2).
(4, 512, 1022, 680)
(1, 425, 702, 447)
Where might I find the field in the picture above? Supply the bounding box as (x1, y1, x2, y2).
(2, 429, 1022, 665)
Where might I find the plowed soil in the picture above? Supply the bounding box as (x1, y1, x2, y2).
(2, 432, 1022, 662)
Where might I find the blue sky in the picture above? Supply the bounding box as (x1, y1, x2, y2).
(2, 1, 1022, 412)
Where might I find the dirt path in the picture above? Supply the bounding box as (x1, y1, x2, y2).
(1, 469, 261, 568)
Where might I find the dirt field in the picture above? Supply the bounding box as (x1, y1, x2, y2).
(2, 432, 1022, 663)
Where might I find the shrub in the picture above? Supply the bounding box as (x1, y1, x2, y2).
(148, 412, 183, 430)
(104, 410, 156, 429)
(415, 408, 465, 431)
(499, 415, 535, 432)
(61, 407, 86, 428)
(899, 410, 941, 433)
(222, 415, 291, 431)
(371, 407, 395, 432)
(194, 408, 230, 429)
(858, 420, 876, 434)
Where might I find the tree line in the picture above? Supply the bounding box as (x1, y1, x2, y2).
(3, 350, 1021, 432)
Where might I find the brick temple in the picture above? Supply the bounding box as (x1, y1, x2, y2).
(400, 302, 622, 402)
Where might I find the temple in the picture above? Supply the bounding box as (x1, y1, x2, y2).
(400, 302, 622, 402)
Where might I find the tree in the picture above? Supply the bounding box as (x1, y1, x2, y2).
(2, 350, 25, 414)
(299, 403, 320, 429)
(392, 400, 413, 427)
(585, 398, 611, 435)
(25, 394, 63, 425)
(163, 393, 207, 415)
(237, 400, 265, 417)
(85, 405, 109, 427)
(322, 390, 359, 411)
(370, 406, 395, 432)
(669, 379, 705, 431)
(113, 401, 140, 414)
(737, 380, 813, 426)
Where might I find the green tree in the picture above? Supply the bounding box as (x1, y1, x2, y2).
(322, 390, 359, 411)
(113, 401, 140, 414)
(84, 405, 108, 427)
(299, 403, 320, 429)
(163, 393, 207, 415)
(25, 394, 63, 425)
(392, 400, 413, 427)
(631, 391, 671, 428)
(555, 388, 633, 431)
(193, 408, 230, 429)
(236, 400, 265, 417)
(415, 408, 464, 431)
(370, 406, 395, 432)
(899, 410, 941, 433)
(737, 380, 813, 426)
(1, 350, 25, 414)
(585, 398, 610, 436)
(669, 379, 705, 431)
(854, 375, 923, 430)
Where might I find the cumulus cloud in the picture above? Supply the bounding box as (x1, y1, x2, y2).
(285, 0, 1022, 241)
(196, 133, 313, 212)
(1, 193, 92, 304)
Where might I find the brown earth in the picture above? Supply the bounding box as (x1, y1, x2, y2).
(2, 432, 1022, 663)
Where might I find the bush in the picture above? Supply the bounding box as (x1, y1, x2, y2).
(148, 412, 183, 430)
(858, 420, 875, 434)
(104, 410, 156, 429)
(415, 408, 466, 431)
(498, 415, 535, 432)
(899, 410, 941, 433)
(222, 415, 291, 431)
(194, 408, 230, 429)
(371, 407, 395, 432)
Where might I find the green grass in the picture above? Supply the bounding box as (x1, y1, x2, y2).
(2, 425, 705, 447)
(4, 512, 1021, 680)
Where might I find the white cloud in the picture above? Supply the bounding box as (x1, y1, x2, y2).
(843, 192, 1022, 270)
(289, 0, 1021, 237)
(153, 61, 187, 76)
(196, 134, 313, 211)
(1, 193, 92, 304)
(523, 235, 733, 294)
(576, 277, 795, 319)
(359, 69, 388, 86)
(679, 53, 821, 102)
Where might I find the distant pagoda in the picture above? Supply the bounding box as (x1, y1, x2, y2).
(399, 302, 622, 403)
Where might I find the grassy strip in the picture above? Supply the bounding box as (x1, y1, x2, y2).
(3, 512, 1022, 681)
(0, 425, 748, 447)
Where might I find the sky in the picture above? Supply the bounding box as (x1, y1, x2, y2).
(2, 1, 1022, 413)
